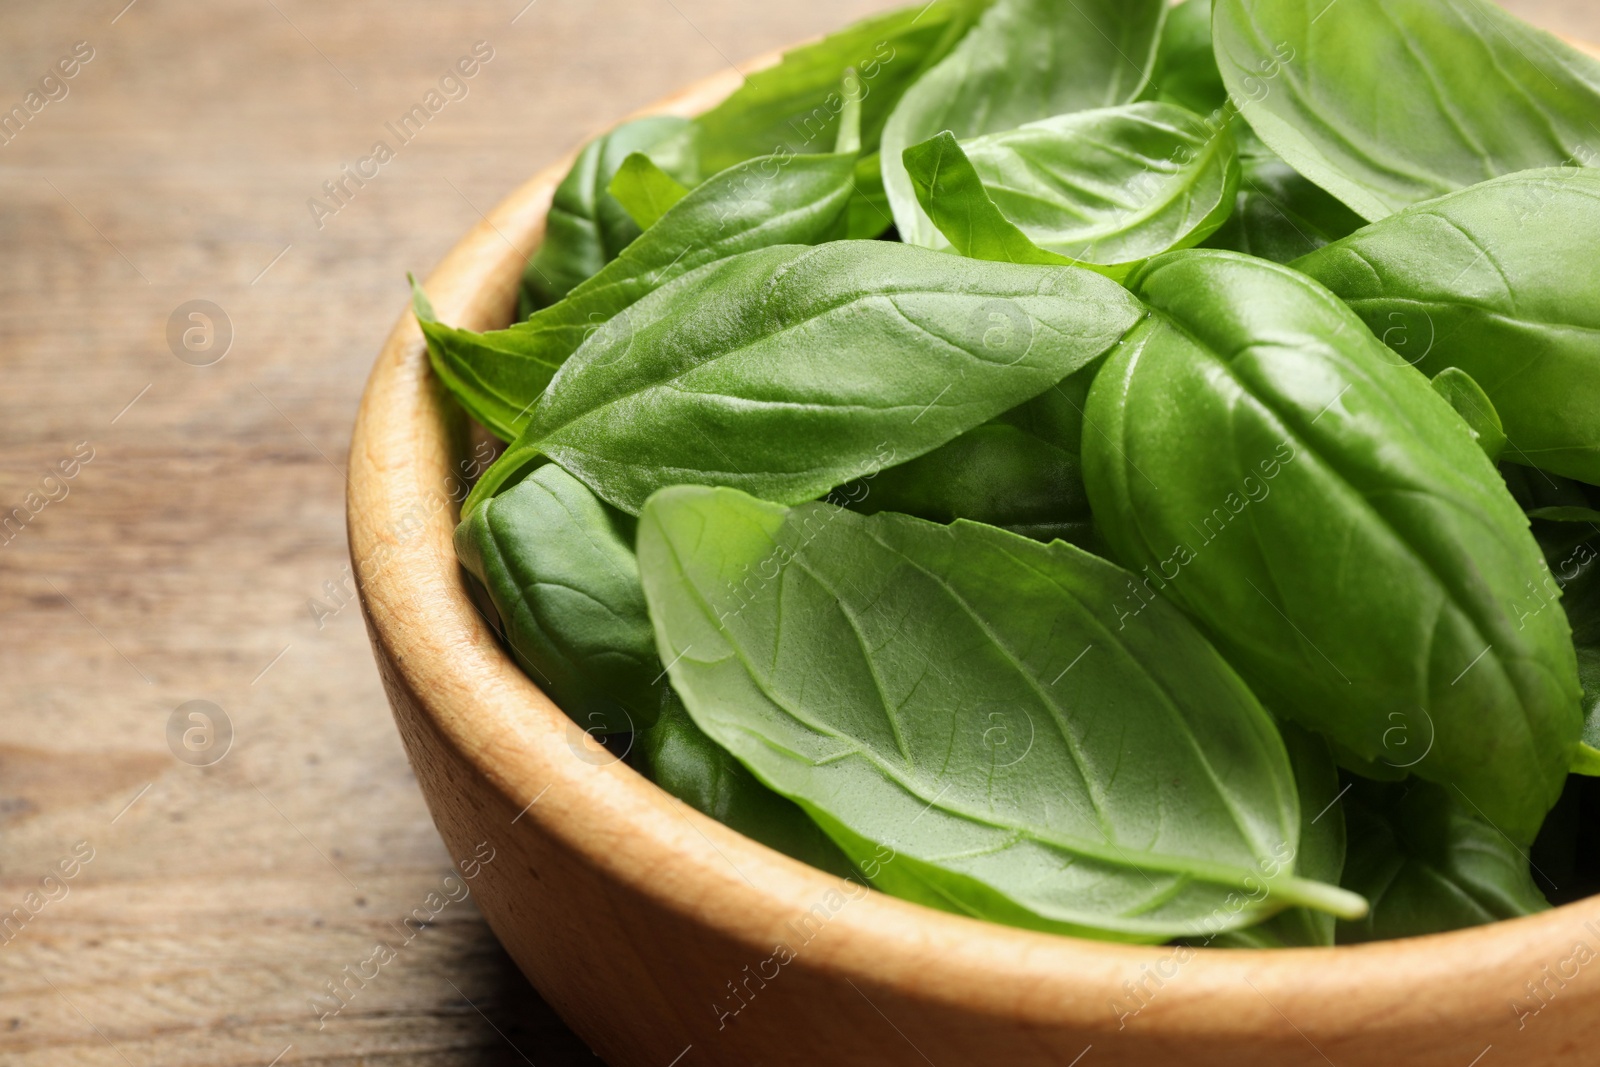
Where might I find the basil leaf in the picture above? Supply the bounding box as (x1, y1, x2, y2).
(904, 103, 1238, 278)
(1211, 724, 1345, 947)
(1212, 0, 1600, 222)
(881, 0, 1168, 248)
(1296, 169, 1600, 486)
(1201, 123, 1364, 264)
(1336, 777, 1549, 943)
(454, 464, 659, 735)
(686, 0, 993, 176)
(525, 116, 694, 309)
(845, 365, 1101, 546)
(1081, 249, 1582, 844)
(468, 241, 1144, 516)
(637, 486, 1367, 940)
(1144, 0, 1227, 116)
(420, 145, 863, 441)
(637, 687, 857, 878)
(607, 153, 691, 230)
(1431, 368, 1506, 462)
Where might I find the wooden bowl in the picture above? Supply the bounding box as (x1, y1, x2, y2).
(347, 53, 1600, 1067)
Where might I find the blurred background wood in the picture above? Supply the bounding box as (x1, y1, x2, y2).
(0, 1, 1592, 1064)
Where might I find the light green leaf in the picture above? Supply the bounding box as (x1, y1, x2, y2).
(1297, 169, 1600, 486)
(1431, 368, 1506, 462)
(881, 0, 1168, 248)
(637, 486, 1366, 940)
(1082, 249, 1581, 844)
(904, 103, 1238, 278)
(1212, 0, 1600, 222)
(1144, 0, 1227, 116)
(607, 153, 692, 230)
(467, 241, 1144, 516)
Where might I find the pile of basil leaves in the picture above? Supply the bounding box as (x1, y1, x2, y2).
(413, 0, 1600, 947)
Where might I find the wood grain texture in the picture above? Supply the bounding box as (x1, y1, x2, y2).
(3, 1, 1596, 1065)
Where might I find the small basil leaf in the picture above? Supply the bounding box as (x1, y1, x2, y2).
(422, 146, 864, 442)
(686, 0, 994, 176)
(637, 687, 857, 878)
(468, 241, 1145, 516)
(1297, 169, 1600, 486)
(1336, 777, 1549, 943)
(1431, 368, 1506, 462)
(1143, 0, 1227, 116)
(525, 116, 694, 309)
(904, 103, 1238, 278)
(1212, 0, 1600, 222)
(637, 486, 1367, 940)
(454, 464, 659, 735)
(607, 153, 692, 230)
(1201, 123, 1364, 264)
(881, 0, 1168, 248)
(1082, 249, 1581, 844)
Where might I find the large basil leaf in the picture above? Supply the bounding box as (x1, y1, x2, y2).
(1212, 724, 1345, 948)
(1202, 123, 1364, 264)
(418, 143, 862, 442)
(1296, 169, 1600, 486)
(1337, 777, 1549, 943)
(466, 241, 1145, 516)
(846, 364, 1100, 546)
(636, 687, 857, 878)
(1144, 0, 1227, 117)
(903, 103, 1238, 278)
(1211, 0, 1600, 222)
(1081, 249, 1582, 844)
(881, 0, 1168, 248)
(684, 0, 992, 177)
(524, 116, 694, 309)
(637, 486, 1367, 940)
(454, 464, 659, 735)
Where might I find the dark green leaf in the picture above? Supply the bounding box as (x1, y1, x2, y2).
(1144, 0, 1228, 116)
(467, 241, 1144, 515)
(904, 103, 1238, 278)
(636, 686, 857, 878)
(1296, 169, 1600, 485)
(454, 464, 659, 735)
(1337, 777, 1549, 943)
(421, 146, 863, 441)
(686, 0, 993, 176)
(1081, 249, 1582, 844)
(637, 486, 1366, 940)
(881, 0, 1168, 247)
(1212, 0, 1600, 221)
(1201, 123, 1364, 263)
(524, 116, 694, 308)
(1431, 368, 1506, 462)
(607, 153, 691, 230)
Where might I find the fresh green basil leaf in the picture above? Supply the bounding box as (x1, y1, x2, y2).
(607, 153, 692, 230)
(637, 486, 1367, 940)
(637, 686, 857, 878)
(686, 0, 993, 177)
(1201, 123, 1364, 263)
(881, 0, 1168, 248)
(904, 103, 1238, 278)
(1297, 169, 1600, 486)
(1212, 0, 1600, 222)
(454, 464, 659, 735)
(1211, 724, 1345, 948)
(423, 146, 863, 441)
(524, 116, 694, 309)
(846, 151, 894, 238)
(468, 241, 1145, 516)
(1431, 368, 1506, 462)
(1144, 0, 1227, 116)
(1336, 777, 1549, 943)
(1081, 249, 1582, 844)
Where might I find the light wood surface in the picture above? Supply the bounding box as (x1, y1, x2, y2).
(4, 2, 1597, 1065)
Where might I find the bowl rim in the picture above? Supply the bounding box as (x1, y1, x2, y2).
(346, 37, 1600, 1043)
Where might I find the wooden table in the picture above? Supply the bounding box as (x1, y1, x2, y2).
(1, 1, 1592, 1064)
